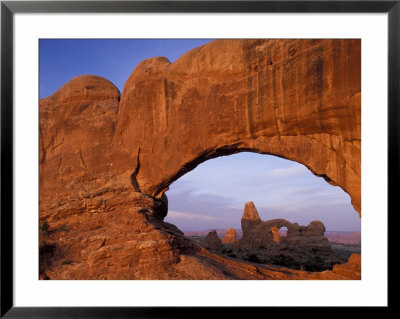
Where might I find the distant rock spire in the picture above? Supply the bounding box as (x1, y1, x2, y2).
(241, 201, 262, 236)
(243, 201, 261, 221)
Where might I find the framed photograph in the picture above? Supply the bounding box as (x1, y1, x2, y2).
(1, 0, 396, 317)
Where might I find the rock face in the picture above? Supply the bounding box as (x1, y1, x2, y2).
(39, 39, 361, 280)
(40, 75, 120, 212)
(203, 230, 223, 251)
(222, 228, 238, 244)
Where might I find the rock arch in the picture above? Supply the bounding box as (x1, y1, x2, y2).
(112, 39, 361, 214)
(39, 39, 361, 279)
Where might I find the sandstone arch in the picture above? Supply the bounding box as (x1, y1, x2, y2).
(39, 39, 361, 279)
(112, 39, 361, 214)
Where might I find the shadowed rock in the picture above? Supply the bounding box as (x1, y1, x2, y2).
(203, 230, 223, 251)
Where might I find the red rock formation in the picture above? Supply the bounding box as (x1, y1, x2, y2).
(240, 203, 296, 249)
(331, 254, 361, 279)
(39, 75, 121, 220)
(241, 201, 262, 236)
(271, 227, 281, 243)
(222, 228, 238, 244)
(39, 39, 361, 280)
(234, 202, 345, 270)
(113, 39, 361, 214)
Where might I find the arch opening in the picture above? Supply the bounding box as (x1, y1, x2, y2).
(279, 226, 288, 238)
(150, 144, 360, 217)
(165, 152, 360, 271)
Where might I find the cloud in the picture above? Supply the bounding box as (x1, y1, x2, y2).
(164, 188, 244, 231)
(166, 188, 238, 214)
(167, 210, 220, 221)
(264, 165, 308, 178)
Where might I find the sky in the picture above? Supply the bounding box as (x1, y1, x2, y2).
(165, 153, 360, 232)
(39, 39, 213, 98)
(40, 39, 361, 232)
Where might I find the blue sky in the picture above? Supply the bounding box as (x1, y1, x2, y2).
(39, 39, 213, 98)
(40, 39, 360, 232)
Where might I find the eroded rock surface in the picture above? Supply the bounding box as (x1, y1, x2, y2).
(39, 39, 361, 280)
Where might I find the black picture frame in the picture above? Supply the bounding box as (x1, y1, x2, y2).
(1, 0, 396, 317)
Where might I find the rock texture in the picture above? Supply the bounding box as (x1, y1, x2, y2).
(40, 75, 120, 212)
(331, 254, 361, 279)
(39, 39, 361, 280)
(222, 228, 238, 244)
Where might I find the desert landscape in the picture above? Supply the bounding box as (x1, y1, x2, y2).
(186, 201, 360, 271)
(39, 39, 361, 280)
